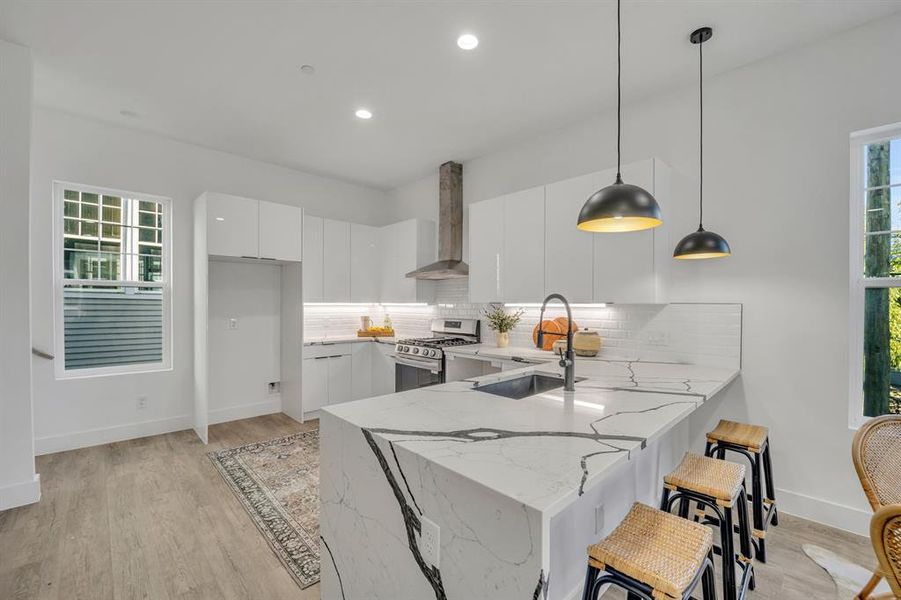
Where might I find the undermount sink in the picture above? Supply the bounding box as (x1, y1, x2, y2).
(474, 373, 567, 400)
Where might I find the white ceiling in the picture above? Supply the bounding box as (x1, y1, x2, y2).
(2, 0, 900, 190)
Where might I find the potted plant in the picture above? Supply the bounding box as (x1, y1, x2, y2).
(483, 304, 524, 348)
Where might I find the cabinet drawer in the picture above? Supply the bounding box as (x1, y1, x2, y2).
(304, 343, 353, 359)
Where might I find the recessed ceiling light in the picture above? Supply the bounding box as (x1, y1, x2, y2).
(457, 33, 479, 50)
(119, 109, 140, 118)
(300, 64, 315, 75)
(215, 217, 225, 221)
(355, 108, 373, 120)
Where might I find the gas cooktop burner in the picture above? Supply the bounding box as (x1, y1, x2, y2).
(396, 337, 479, 349)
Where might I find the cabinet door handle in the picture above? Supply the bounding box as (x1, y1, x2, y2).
(240, 255, 257, 259)
(314, 356, 329, 360)
(260, 257, 276, 261)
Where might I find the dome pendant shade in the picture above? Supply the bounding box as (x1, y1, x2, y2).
(577, 176, 663, 232)
(673, 226, 731, 259)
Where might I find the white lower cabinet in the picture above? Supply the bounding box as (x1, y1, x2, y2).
(351, 343, 373, 400)
(371, 343, 396, 397)
(327, 353, 353, 405)
(301, 355, 329, 413)
(303, 342, 395, 414)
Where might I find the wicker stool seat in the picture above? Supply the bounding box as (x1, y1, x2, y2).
(664, 452, 745, 504)
(583, 503, 716, 600)
(705, 419, 779, 563)
(707, 420, 768, 453)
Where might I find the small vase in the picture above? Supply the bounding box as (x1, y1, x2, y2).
(496, 332, 509, 348)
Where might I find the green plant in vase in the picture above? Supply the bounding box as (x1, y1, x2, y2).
(483, 304, 524, 348)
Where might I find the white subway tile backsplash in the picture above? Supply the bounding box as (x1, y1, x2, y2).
(304, 279, 742, 369)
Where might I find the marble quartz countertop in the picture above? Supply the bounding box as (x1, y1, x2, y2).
(443, 343, 645, 364)
(304, 335, 395, 346)
(322, 358, 739, 518)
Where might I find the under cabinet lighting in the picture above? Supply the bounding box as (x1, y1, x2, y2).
(504, 303, 607, 308)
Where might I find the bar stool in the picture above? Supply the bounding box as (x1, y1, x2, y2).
(582, 502, 718, 600)
(661, 453, 755, 600)
(705, 419, 778, 563)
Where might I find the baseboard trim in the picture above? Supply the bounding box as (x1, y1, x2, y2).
(35, 414, 193, 455)
(0, 474, 41, 511)
(208, 398, 281, 425)
(775, 486, 871, 537)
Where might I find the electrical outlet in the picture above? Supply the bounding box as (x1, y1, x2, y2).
(419, 516, 440, 567)
(595, 503, 605, 534)
(228, 318, 238, 330)
(136, 396, 148, 410)
(268, 381, 280, 394)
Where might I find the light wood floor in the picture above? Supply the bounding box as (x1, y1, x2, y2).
(0, 414, 879, 600)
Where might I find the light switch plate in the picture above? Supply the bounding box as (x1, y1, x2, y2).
(419, 516, 440, 567)
(228, 318, 238, 330)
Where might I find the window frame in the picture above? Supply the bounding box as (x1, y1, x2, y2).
(849, 122, 901, 428)
(52, 181, 173, 379)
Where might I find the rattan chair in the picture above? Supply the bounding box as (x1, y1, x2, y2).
(852, 415, 901, 599)
(868, 504, 901, 599)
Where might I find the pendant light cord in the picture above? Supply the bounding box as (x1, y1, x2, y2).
(616, 0, 622, 182)
(698, 36, 704, 229)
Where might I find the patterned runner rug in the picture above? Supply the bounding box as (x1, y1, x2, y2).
(209, 428, 320, 588)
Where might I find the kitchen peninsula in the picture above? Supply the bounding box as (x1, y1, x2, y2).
(319, 357, 739, 600)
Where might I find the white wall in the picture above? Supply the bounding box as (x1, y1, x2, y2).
(30, 107, 389, 454)
(389, 14, 901, 534)
(0, 39, 40, 509)
(208, 261, 282, 424)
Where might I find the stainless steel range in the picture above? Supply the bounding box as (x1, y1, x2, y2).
(394, 318, 480, 391)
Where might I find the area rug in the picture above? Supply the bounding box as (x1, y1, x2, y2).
(209, 428, 320, 588)
(802, 543, 890, 599)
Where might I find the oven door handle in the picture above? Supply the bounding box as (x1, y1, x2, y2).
(393, 354, 442, 373)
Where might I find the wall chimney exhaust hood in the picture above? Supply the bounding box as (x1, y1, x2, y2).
(406, 161, 469, 280)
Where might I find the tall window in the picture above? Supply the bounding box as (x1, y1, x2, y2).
(54, 182, 171, 377)
(851, 125, 901, 425)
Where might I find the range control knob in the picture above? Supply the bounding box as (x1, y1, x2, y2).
(429, 350, 438, 358)
(412, 347, 420, 355)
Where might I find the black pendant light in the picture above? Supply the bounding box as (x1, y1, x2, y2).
(578, 0, 662, 233)
(673, 27, 731, 259)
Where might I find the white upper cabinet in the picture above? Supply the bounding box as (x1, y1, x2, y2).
(259, 200, 303, 261)
(592, 160, 656, 303)
(204, 192, 303, 263)
(468, 158, 668, 305)
(544, 173, 597, 303)
(350, 224, 380, 302)
(323, 219, 351, 302)
(504, 186, 545, 303)
(379, 219, 435, 304)
(469, 197, 505, 303)
(302, 215, 324, 302)
(206, 193, 259, 258)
